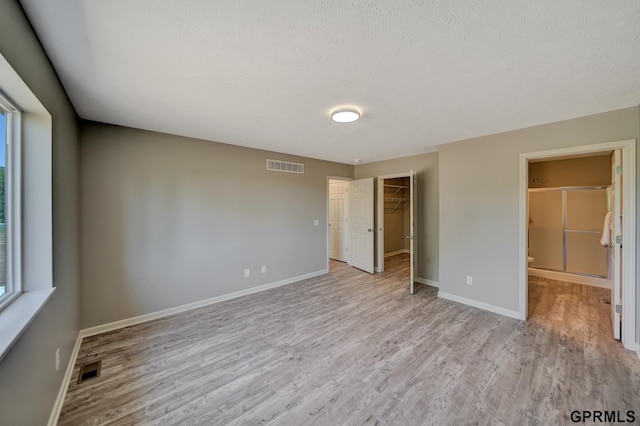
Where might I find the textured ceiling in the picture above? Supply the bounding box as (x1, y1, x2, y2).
(20, 0, 640, 164)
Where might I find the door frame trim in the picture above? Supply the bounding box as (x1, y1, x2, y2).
(376, 172, 413, 273)
(518, 139, 636, 350)
(326, 176, 352, 270)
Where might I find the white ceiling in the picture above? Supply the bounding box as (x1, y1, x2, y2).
(20, 0, 640, 164)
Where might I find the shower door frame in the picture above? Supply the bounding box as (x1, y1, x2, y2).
(528, 185, 611, 279)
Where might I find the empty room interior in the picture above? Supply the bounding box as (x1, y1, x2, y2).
(1, 1, 640, 425)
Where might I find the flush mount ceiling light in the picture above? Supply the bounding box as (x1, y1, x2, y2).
(330, 107, 360, 123)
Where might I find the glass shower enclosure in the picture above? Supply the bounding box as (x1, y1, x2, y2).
(528, 186, 609, 278)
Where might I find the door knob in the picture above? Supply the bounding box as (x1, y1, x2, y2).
(368, 228, 372, 232)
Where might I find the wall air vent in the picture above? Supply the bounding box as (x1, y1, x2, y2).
(267, 159, 304, 174)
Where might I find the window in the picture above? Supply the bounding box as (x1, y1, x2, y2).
(0, 110, 4, 298)
(0, 92, 20, 312)
(0, 52, 53, 360)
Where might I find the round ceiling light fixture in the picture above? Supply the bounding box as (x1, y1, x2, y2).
(330, 107, 360, 123)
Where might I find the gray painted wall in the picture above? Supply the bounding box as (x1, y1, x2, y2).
(0, 2, 80, 425)
(355, 152, 439, 282)
(80, 122, 353, 328)
(438, 107, 639, 327)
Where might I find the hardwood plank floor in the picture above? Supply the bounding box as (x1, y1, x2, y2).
(58, 255, 640, 425)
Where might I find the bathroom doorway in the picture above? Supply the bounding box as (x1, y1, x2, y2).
(519, 140, 636, 350)
(527, 153, 612, 287)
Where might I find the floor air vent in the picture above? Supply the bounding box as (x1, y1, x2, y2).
(267, 159, 304, 174)
(77, 360, 102, 384)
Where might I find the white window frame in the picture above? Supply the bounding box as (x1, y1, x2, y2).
(0, 92, 21, 313)
(0, 51, 54, 361)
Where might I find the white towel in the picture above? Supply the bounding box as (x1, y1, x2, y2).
(600, 211, 612, 247)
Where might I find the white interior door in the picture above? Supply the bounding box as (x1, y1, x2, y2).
(611, 150, 622, 340)
(329, 180, 349, 262)
(408, 170, 418, 294)
(349, 178, 374, 273)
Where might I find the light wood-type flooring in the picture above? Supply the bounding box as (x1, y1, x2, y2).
(58, 255, 640, 425)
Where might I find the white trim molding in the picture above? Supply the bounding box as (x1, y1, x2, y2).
(519, 139, 636, 350)
(415, 277, 439, 288)
(0, 288, 55, 361)
(47, 333, 83, 426)
(438, 291, 521, 320)
(0, 51, 54, 361)
(81, 269, 329, 338)
(636, 342, 640, 361)
(384, 249, 410, 258)
(528, 268, 611, 289)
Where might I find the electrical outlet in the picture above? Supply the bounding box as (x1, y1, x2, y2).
(261, 265, 267, 274)
(313, 219, 319, 226)
(55, 348, 60, 371)
(466, 276, 473, 286)
(244, 268, 250, 278)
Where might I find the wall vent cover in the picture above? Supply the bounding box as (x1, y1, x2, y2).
(77, 360, 102, 384)
(267, 159, 304, 174)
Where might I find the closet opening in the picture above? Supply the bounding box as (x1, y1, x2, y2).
(376, 171, 418, 294)
(381, 177, 410, 269)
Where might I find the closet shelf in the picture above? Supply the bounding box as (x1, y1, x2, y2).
(384, 184, 409, 199)
(383, 182, 409, 213)
(384, 198, 407, 213)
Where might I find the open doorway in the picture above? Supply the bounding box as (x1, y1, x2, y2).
(381, 177, 410, 262)
(527, 153, 612, 287)
(376, 171, 417, 293)
(327, 177, 351, 267)
(326, 176, 375, 274)
(519, 140, 636, 351)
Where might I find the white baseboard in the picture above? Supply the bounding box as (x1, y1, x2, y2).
(438, 291, 522, 320)
(47, 268, 328, 425)
(81, 269, 328, 337)
(384, 249, 410, 258)
(528, 268, 611, 289)
(47, 333, 83, 426)
(415, 277, 439, 288)
(636, 343, 640, 361)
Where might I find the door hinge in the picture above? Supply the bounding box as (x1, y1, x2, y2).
(615, 235, 622, 245)
(616, 165, 622, 175)
(615, 304, 622, 314)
